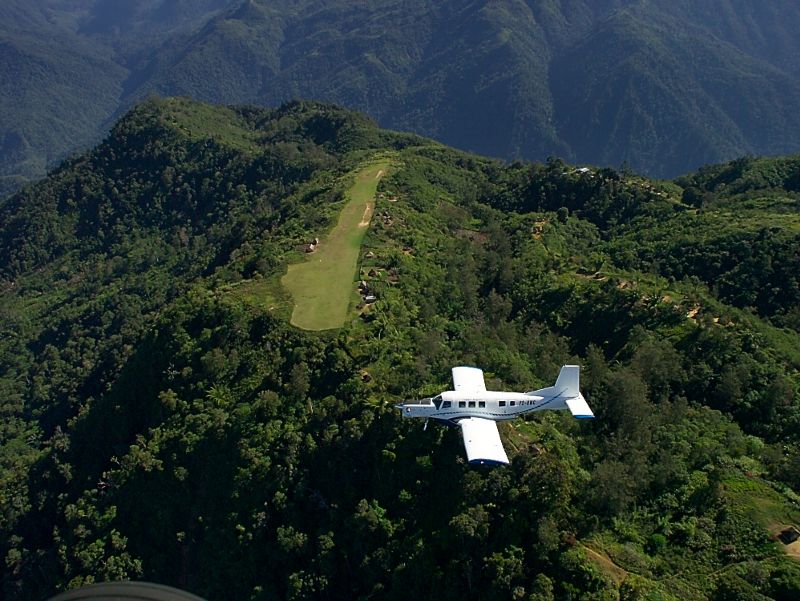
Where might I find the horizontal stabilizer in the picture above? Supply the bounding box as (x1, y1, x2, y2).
(565, 394, 594, 419)
(459, 417, 510, 465)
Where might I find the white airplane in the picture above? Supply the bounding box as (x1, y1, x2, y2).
(396, 365, 594, 466)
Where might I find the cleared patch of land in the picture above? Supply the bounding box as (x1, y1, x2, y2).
(282, 160, 390, 330)
(580, 543, 628, 586)
(223, 274, 291, 320)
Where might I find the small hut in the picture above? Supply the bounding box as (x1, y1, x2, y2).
(779, 526, 800, 545)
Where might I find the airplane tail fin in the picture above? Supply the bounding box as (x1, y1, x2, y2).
(530, 365, 594, 419)
(554, 365, 579, 398)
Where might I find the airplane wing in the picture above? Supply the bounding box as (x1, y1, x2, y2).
(459, 417, 510, 465)
(452, 366, 487, 393)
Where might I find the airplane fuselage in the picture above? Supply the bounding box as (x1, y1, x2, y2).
(400, 390, 574, 424)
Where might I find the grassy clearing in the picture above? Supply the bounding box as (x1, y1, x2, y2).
(722, 472, 800, 529)
(282, 160, 390, 330)
(161, 97, 259, 152)
(579, 543, 629, 586)
(223, 275, 293, 321)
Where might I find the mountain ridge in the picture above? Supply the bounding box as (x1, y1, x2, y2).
(4, 0, 800, 196)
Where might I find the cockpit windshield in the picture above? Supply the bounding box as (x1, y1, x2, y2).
(432, 395, 443, 409)
(404, 396, 435, 406)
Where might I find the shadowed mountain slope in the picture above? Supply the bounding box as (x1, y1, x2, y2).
(5, 0, 800, 195)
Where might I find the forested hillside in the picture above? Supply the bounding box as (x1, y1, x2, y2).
(5, 0, 800, 196)
(1, 97, 799, 600)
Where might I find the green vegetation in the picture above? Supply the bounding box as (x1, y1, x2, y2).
(282, 159, 390, 330)
(1, 97, 799, 600)
(6, 1, 800, 196)
(160, 97, 262, 153)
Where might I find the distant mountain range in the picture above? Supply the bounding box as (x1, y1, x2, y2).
(4, 0, 800, 195)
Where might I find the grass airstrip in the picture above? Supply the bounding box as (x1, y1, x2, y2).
(281, 160, 390, 330)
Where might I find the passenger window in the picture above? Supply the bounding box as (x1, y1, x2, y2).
(510, 401, 516, 406)
(458, 401, 466, 408)
(443, 401, 451, 408)
(499, 401, 506, 407)
(468, 401, 476, 408)
(478, 401, 485, 408)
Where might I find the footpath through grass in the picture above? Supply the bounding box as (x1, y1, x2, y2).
(282, 160, 390, 330)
